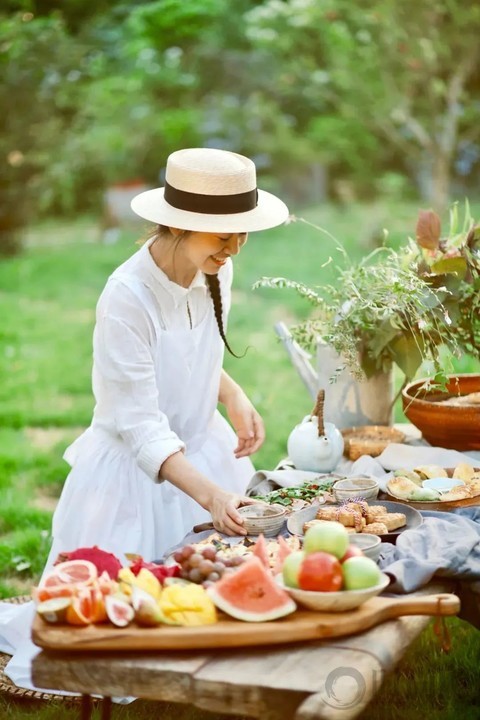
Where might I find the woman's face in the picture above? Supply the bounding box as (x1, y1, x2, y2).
(173, 229, 248, 275)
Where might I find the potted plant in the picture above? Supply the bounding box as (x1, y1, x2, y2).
(255, 203, 480, 426)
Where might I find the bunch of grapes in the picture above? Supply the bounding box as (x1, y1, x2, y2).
(173, 544, 246, 586)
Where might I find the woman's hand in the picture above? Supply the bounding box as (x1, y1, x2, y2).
(208, 491, 259, 536)
(223, 387, 265, 458)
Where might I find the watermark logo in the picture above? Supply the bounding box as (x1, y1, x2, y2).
(322, 666, 381, 710)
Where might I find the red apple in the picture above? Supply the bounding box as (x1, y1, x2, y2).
(298, 551, 343, 592)
(340, 545, 364, 563)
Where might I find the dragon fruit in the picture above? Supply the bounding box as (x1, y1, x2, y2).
(54, 546, 123, 580)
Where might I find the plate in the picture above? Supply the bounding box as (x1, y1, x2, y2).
(287, 500, 423, 545)
(386, 467, 480, 511)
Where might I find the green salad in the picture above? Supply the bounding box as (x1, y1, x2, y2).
(254, 478, 339, 507)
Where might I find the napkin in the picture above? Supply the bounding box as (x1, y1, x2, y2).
(377, 443, 480, 472)
(245, 455, 388, 497)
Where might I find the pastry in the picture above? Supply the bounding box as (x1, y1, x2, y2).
(362, 522, 389, 535)
(315, 507, 341, 521)
(452, 463, 476, 483)
(372, 513, 406, 531)
(304, 519, 328, 533)
(387, 476, 440, 501)
(393, 469, 423, 486)
(414, 465, 447, 480)
(365, 506, 388, 522)
(439, 487, 471, 502)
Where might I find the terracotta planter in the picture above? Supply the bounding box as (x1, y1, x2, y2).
(402, 374, 480, 450)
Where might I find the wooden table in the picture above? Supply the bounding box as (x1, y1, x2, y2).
(31, 582, 454, 720)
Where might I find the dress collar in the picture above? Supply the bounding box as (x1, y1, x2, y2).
(141, 239, 207, 307)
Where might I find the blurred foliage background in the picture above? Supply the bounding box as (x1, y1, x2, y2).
(1, 5, 480, 716)
(1, 0, 480, 254)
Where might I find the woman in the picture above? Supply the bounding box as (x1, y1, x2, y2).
(0, 148, 288, 696)
(47, 147, 290, 564)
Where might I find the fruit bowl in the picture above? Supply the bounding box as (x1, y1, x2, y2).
(276, 573, 391, 612)
(402, 374, 480, 450)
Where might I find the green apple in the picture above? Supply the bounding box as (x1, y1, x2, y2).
(303, 521, 349, 560)
(282, 551, 305, 588)
(342, 556, 382, 590)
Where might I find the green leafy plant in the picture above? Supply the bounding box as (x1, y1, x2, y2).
(255, 203, 480, 389)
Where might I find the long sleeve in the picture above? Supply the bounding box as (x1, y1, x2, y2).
(92, 285, 185, 482)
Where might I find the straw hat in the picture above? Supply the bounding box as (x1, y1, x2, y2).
(130, 148, 289, 233)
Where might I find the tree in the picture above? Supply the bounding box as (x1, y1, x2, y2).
(0, 13, 89, 253)
(246, 0, 480, 209)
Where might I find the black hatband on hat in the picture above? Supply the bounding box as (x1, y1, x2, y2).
(164, 182, 258, 215)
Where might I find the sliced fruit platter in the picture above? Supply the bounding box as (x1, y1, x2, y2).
(386, 463, 480, 510)
(31, 530, 460, 651)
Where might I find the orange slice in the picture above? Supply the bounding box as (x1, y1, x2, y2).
(65, 595, 92, 626)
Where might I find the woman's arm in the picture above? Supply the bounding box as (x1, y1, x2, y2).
(160, 451, 250, 535)
(218, 369, 265, 458)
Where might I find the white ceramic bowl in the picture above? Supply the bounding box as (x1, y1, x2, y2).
(238, 504, 286, 536)
(348, 534, 382, 562)
(276, 573, 390, 612)
(422, 477, 465, 492)
(332, 477, 380, 503)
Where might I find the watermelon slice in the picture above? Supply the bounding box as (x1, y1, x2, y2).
(272, 535, 293, 576)
(207, 557, 296, 622)
(251, 534, 269, 568)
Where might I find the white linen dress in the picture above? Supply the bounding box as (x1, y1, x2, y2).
(0, 238, 254, 695)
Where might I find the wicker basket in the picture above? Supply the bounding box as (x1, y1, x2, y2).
(0, 595, 81, 704)
(342, 425, 405, 461)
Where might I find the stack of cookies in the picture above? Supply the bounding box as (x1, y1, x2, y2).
(304, 501, 407, 536)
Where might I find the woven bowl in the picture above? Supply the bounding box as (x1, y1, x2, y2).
(238, 503, 287, 536)
(402, 374, 480, 450)
(341, 426, 406, 460)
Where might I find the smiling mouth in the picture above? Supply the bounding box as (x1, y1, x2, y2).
(211, 255, 227, 266)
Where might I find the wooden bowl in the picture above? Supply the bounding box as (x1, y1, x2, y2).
(402, 374, 480, 450)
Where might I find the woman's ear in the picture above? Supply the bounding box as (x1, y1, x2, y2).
(168, 227, 182, 237)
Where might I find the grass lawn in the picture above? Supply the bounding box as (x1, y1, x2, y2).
(0, 202, 479, 718)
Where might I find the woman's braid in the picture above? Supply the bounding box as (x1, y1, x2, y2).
(206, 274, 241, 357)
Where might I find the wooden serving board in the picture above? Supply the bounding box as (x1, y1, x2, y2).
(31, 592, 459, 653)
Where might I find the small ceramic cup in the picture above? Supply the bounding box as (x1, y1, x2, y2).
(348, 533, 382, 562)
(238, 504, 287, 536)
(332, 477, 380, 503)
